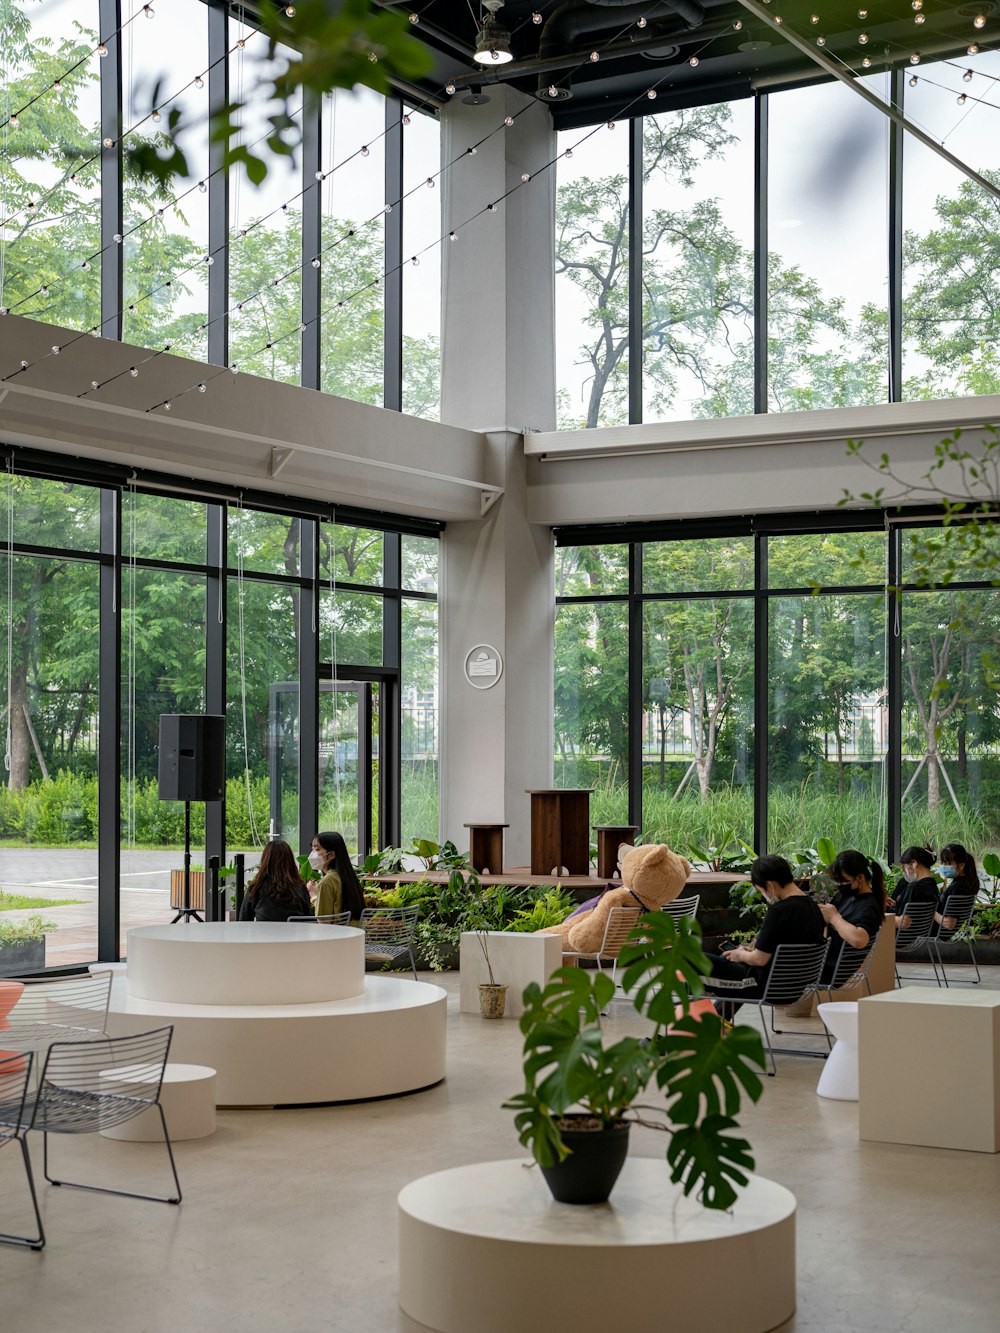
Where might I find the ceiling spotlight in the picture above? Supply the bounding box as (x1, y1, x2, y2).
(461, 85, 492, 105)
(474, 0, 514, 65)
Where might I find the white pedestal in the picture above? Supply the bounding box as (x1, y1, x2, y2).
(817, 1002, 859, 1102)
(100, 1063, 217, 1141)
(458, 932, 562, 1018)
(107, 974, 447, 1106)
(127, 923, 364, 1005)
(859, 988, 1000, 1152)
(398, 1158, 796, 1333)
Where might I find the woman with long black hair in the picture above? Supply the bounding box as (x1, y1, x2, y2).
(306, 830, 366, 922)
(821, 849, 886, 951)
(239, 839, 313, 922)
(937, 842, 979, 931)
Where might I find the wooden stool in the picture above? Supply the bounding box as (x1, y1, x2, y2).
(464, 824, 509, 875)
(593, 825, 640, 880)
(526, 789, 592, 876)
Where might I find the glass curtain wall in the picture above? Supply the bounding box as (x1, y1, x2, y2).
(0, 458, 438, 968)
(556, 68, 996, 427)
(556, 519, 1000, 863)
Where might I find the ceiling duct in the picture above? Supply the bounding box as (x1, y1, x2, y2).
(535, 0, 705, 101)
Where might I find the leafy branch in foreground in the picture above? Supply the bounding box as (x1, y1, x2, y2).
(503, 912, 766, 1211)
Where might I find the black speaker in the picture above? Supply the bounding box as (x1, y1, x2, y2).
(158, 714, 226, 803)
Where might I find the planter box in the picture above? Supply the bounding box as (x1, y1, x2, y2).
(170, 870, 206, 912)
(907, 939, 1000, 967)
(0, 938, 45, 977)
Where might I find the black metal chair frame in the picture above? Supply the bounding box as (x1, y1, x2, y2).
(0, 1050, 44, 1250)
(705, 941, 831, 1076)
(0, 1026, 181, 1240)
(927, 893, 981, 987)
(3, 970, 113, 1054)
(893, 899, 939, 986)
(360, 906, 420, 980)
(816, 925, 883, 1004)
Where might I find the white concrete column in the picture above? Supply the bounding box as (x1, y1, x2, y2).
(438, 89, 557, 866)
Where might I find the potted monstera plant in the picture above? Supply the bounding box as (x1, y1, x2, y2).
(503, 912, 766, 1208)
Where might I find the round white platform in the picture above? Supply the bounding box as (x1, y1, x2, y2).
(398, 1158, 796, 1333)
(106, 974, 446, 1106)
(100, 1063, 217, 1142)
(817, 1001, 859, 1102)
(126, 923, 364, 1005)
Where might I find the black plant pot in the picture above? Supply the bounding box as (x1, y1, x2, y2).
(540, 1117, 630, 1205)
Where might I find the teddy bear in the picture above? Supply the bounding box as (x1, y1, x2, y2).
(538, 842, 691, 954)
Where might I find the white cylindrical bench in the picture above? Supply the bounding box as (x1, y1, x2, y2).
(99, 1063, 217, 1141)
(817, 1001, 859, 1101)
(399, 1158, 796, 1333)
(88, 962, 127, 977)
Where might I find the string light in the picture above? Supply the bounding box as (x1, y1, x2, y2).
(810, 13, 819, 22)
(446, 82, 456, 94)
(590, 51, 599, 61)
(858, 32, 869, 45)
(964, 68, 974, 81)
(969, 43, 980, 53)
(733, 18, 743, 29)
(532, 10, 542, 22)
(914, 13, 926, 25)
(647, 87, 657, 99)
(862, 56, 871, 67)
(958, 92, 967, 104)
(689, 56, 699, 66)
(974, 14, 987, 29)
(909, 74, 918, 85)
(97, 43, 108, 57)
(910, 52, 920, 64)
(816, 35, 826, 45)
(912, 0, 923, 9)
(637, 16, 647, 28)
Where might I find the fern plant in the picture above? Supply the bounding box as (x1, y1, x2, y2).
(504, 912, 766, 1211)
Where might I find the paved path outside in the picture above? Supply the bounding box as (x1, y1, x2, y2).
(0, 846, 260, 963)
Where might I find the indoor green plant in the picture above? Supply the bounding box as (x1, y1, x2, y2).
(0, 912, 55, 977)
(504, 911, 766, 1208)
(476, 931, 507, 1019)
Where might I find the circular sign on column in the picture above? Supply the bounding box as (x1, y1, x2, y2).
(464, 644, 503, 690)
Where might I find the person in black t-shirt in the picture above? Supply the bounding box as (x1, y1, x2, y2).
(936, 842, 980, 932)
(819, 850, 886, 982)
(704, 855, 825, 1020)
(891, 845, 938, 930)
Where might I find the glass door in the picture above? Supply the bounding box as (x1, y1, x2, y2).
(319, 680, 380, 860)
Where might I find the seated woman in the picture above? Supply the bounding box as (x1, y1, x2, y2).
(936, 842, 979, 932)
(239, 839, 313, 922)
(306, 831, 366, 922)
(819, 849, 886, 979)
(890, 845, 938, 930)
(704, 855, 825, 1020)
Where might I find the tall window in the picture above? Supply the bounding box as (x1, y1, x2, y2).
(0, 0, 102, 331)
(402, 106, 441, 419)
(555, 517, 1000, 863)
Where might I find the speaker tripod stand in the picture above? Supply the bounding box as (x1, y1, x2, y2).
(171, 801, 204, 924)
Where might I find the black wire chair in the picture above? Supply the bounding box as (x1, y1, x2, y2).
(0, 1026, 181, 1218)
(288, 912, 352, 925)
(894, 900, 938, 986)
(705, 941, 831, 1076)
(0, 1050, 44, 1250)
(817, 925, 883, 1004)
(359, 906, 420, 980)
(928, 892, 981, 986)
(3, 971, 112, 1054)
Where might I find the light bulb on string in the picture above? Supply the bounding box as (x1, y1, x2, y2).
(368, 51, 377, 62)
(163, 401, 172, 411)
(26, 200, 36, 210)
(773, 15, 783, 24)
(647, 87, 657, 99)
(285, 4, 296, 14)
(143, 5, 154, 17)
(859, 32, 869, 45)
(858, 8, 868, 17)
(637, 17, 647, 29)
(964, 68, 974, 81)
(113, 232, 122, 243)
(532, 10, 542, 23)
(607, 120, 615, 129)
(402, 113, 411, 125)
(969, 43, 980, 53)
(504, 115, 513, 126)
(909, 74, 918, 85)
(9, 114, 18, 127)
(53, 79, 62, 90)
(129, 367, 138, 378)
(198, 383, 207, 392)
(733, 17, 743, 28)
(521, 172, 530, 182)
(487, 202, 497, 212)
(194, 75, 204, 88)
(914, 13, 925, 24)
(912, 0, 923, 9)
(360, 145, 369, 156)
(810, 13, 819, 22)
(816, 36, 826, 45)
(689, 56, 699, 66)
(97, 43, 107, 57)
(426, 177, 435, 188)
(151, 109, 161, 122)
(564, 148, 573, 158)
(974, 14, 986, 29)
(410, 256, 419, 266)
(408, 12, 418, 22)
(958, 92, 967, 104)
(862, 56, 871, 66)
(103, 136, 114, 148)
(910, 52, 920, 64)
(198, 179, 207, 192)
(449, 230, 456, 241)
(590, 51, 599, 61)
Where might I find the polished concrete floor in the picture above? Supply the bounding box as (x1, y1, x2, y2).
(3, 968, 999, 1333)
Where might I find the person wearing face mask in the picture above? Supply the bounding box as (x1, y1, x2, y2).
(703, 855, 825, 1020)
(936, 842, 979, 932)
(307, 831, 366, 922)
(819, 850, 886, 978)
(891, 845, 939, 930)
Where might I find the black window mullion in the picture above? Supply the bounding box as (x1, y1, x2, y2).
(628, 543, 643, 830)
(754, 92, 768, 415)
(888, 68, 905, 404)
(205, 503, 227, 919)
(98, 489, 121, 960)
(99, 0, 123, 340)
(301, 88, 322, 390)
(384, 96, 403, 411)
(887, 526, 902, 863)
(298, 518, 319, 855)
(628, 117, 643, 426)
(754, 533, 768, 856)
(208, 1, 229, 367)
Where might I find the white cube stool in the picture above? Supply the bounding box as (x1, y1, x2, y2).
(459, 932, 562, 1018)
(817, 1001, 859, 1101)
(100, 1062, 217, 1142)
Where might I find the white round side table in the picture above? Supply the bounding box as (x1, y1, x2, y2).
(817, 1001, 860, 1101)
(100, 1062, 217, 1141)
(398, 1157, 796, 1333)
